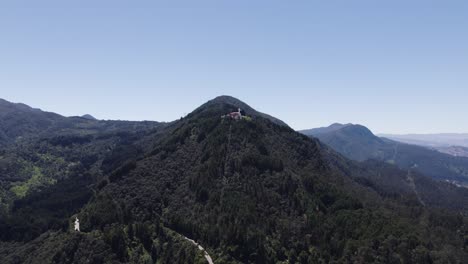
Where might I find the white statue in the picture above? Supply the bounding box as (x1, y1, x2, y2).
(74, 217, 80, 232)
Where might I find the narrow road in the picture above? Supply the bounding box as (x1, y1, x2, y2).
(183, 236, 214, 264)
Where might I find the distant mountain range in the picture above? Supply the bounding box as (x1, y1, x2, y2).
(433, 145, 468, 158)
(379, 133, 468, 147)
(378, 132, 468, 158)
(0, 98, 160, 147)
(300, 123, 468, 186)
(0, 97, 467, 263)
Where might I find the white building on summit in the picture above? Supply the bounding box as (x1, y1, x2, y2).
(222, 108, 243, 120)
(74, 217, 80, 232)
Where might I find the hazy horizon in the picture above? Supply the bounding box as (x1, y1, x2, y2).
(1, 0, 467, 134)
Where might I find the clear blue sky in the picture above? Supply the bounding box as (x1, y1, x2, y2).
(1, 0, 467, 134)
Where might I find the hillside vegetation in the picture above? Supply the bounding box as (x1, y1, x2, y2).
(0, 97, 467, 263)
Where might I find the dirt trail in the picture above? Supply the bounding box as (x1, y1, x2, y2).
(183, 236, 214, 264)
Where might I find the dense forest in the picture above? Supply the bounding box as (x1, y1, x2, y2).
(0, 96, 467, 263)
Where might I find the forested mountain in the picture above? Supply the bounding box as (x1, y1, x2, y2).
(0, 98, 67, 145)
(0, 98, 164, 242)
(301, 123, 468, 186)
(0, 97, 467, 263)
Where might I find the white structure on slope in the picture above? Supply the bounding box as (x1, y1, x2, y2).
(74, 217, 80, 232)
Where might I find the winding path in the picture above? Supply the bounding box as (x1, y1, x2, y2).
(183, 236, 214, 264)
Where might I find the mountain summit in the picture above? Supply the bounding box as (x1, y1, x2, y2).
(299, 123, 352, 136)
(80, 114, 97, 120)
(195, 95, 289, 127)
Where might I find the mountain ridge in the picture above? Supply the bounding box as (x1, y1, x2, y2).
(301, 123, 468, 186)
(0, 97, 467, 263)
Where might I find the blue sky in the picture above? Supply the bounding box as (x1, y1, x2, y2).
(1, 0, 467, 133)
